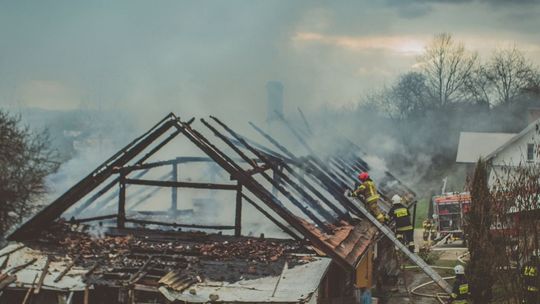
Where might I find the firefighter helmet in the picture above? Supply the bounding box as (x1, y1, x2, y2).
(358, 172, 369, 181)
(391, 194, 402, 205)
(454, 265, 465, 275)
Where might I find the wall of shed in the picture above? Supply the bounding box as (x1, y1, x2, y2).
(317, 262, 354, 303)
(354, 246, 373, 288)
(317, 246, 381, 304)
(373, 238, 400, 290)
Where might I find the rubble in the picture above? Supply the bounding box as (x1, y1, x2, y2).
(10, 222, 314, 293)
(38, 222, 305, 263)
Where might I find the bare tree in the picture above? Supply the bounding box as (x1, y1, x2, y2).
(464, 65, 493, 106)
(485, 46, 539, 104)
(370, 72, 430, 121)
(418, 33, 478, 106)
(391, 71, 430, 119)
(0, 110, 59, 238)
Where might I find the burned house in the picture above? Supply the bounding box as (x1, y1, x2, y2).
(0, 113, 415, 303)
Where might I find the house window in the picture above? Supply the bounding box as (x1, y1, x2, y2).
(527, 143, 535, 161)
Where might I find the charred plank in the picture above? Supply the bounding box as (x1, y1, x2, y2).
(125, 178, 238, 190)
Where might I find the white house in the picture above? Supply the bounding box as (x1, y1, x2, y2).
(486, 120, 540, 166)
(456, 116, 540, 188)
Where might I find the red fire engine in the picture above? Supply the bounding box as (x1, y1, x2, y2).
(432, 192, 471, 240)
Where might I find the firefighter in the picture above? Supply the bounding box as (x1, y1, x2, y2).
(449, 265, 470, 304)
(350, 172, 386, 223)
(423, 218, 433, 242)
(521, 251, 539, 304)
(389, 194, 415, 252)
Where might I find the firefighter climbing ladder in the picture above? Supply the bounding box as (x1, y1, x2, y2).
(347, 195, 453, 295)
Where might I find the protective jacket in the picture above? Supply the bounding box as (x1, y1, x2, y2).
(389, 203, 413, 232)
(450, 276, 470, 304)
(423, 220, 433, 230)
(522, 260, 538, 293)
(353, 179, 380, 203)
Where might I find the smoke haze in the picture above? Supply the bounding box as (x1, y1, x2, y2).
(1, 0, 540, 206)
(2, 1, 540, 122)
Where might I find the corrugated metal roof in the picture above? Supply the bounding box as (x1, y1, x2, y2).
(159, 256, 331, 303)
(456, 132, 516, 163)
(159, 270, 199, 292)
(0, 243, 88, 291)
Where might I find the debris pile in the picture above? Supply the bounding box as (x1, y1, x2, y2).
(197, 239, 293, 262)
(39, 222, 305, 262)
(18, 222, 314, 292)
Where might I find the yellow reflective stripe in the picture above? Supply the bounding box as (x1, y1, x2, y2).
(527, 286, 538, 291)
(395, 208, 408, 217)
(459, 284, 469, 294)
(365, 181, 377, 196)
(397, 225, 413, 231)
(365, 195, 380, 203)
(524, 266, 538, 276)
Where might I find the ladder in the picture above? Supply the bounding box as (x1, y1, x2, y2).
(347, 195, 453, 294)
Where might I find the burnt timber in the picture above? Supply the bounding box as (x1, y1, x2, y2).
(2, 112, 416, 303)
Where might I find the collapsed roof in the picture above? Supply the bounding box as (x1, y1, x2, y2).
(3, 113, 415, 299)
(1, 226, 328, 302)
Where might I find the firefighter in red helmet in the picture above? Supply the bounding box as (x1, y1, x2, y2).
(351, 172, 386, 223)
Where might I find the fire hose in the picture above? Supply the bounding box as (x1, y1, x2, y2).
(457, 251, 469, 264)
(410, 275, 455, 304)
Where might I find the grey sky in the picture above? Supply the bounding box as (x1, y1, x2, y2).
(1, 0, 539, 123)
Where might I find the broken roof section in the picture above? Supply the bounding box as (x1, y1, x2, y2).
(0, 229, 329, 302)
(159, 257, 331, 303)
(8, 113, 414, 270)
(255, 114, 416, 202)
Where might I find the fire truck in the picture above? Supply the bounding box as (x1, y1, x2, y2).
(432, 192, 471, 240)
